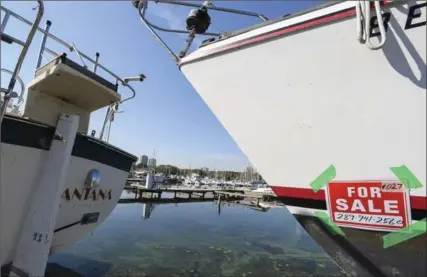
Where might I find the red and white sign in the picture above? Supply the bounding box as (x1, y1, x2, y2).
(325, 181, 412, 232)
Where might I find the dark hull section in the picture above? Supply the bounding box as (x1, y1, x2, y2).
(1, 115, 137, 172)
(290, 213, 426, 277)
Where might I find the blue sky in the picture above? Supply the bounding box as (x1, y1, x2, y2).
(1, 1, 320, 171)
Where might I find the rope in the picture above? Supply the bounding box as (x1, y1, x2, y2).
(356, 0, 387, 50)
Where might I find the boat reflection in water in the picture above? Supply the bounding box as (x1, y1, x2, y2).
(142, 202, 157, 219)
(140, 199, 272, 220)
(45, 200, 347, 277)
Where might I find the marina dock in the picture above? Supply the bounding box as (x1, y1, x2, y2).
(215, 190, 276, 202)
(118, 197, 214, 204)
(121, 186, 276, 204)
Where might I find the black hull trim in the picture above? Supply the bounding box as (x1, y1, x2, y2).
(1, 115, 136, 172)
(286, 212, 427, 276)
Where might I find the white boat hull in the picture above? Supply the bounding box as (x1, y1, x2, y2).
(179, 1, 426, 275)
(180, 0, 426, 210)
(154, 178, 165, 184)
(1, 116, 135, 266)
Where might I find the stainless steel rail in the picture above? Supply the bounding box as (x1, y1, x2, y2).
(1, 2, 44, 98)
(1, 5, 139, 104)
(1, 68, 25, 106)
(135, 0, 269, 63)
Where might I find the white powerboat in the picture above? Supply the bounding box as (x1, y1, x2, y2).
(154, 173, 166, 184)
(134, 1, 426, 276)
(252, 184, 273, 194)
(1, 2, 144, 275)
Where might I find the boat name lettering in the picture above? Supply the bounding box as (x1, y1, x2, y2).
(369, 3, 426, 37)
(32, 232, 48, 243)
(369, 12, 391, 38)
(61, 188, 112, 201)
(406, 3, 427, 30)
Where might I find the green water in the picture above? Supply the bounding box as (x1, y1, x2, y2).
(48, 198, 347, 277)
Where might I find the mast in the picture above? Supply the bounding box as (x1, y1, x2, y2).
(151, 148, 156, 174)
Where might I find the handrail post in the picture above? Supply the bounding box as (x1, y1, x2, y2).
(0, 11, 11, 32)
(99, 105, 111, 141)
(93, 52, 100, 73)
(71, 43, 87, 68)
(36, 20, 51, 69)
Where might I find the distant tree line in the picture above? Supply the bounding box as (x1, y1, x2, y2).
(154, 164, 180, 175)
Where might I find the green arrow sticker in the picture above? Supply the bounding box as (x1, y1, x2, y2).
(390, 165, 423, 189)
(310, 165, 344, 236)
(383, 165, 426, 248)
(310, 164, 336, 193)
(315, 211, 345, 236)
(383, 218, 426, 248)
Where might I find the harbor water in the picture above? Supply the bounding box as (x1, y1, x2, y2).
(47, 191, 348, 277)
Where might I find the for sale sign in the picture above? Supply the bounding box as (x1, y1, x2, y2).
(325, 181, 412, 232)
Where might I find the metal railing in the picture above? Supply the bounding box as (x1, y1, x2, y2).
(1, 5, 140, 104)
(1, 68, 25, 114)
(1, 1, 44, 120)
(134, 0, 269, 63)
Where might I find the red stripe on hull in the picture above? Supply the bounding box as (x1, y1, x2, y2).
(214, 1, 394, 55)
(179, 1, 396, 67)
(218, 9, 356, 54)
(270, 185, 426, 210)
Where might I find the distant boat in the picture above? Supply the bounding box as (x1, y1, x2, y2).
(184, 173, 201, 186)
(252, 185, 273, 194)
(154, 173, 166, 184)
